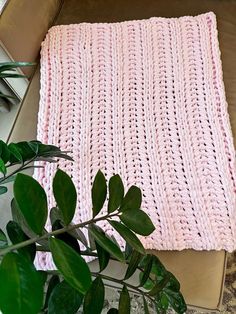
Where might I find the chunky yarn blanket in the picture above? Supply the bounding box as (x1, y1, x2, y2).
(36, 12, 236, 269)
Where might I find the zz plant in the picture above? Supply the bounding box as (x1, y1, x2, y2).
(0, 62, 34, 104)
(0, 139, 187, 314)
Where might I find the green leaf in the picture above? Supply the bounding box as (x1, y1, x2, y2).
(0, 186, 7, 195)
(43, 275, 60, 310)
(0, 158, 6, 175)
(0, 62, 35, 72)
(164, 271, 180, 292)
(69, 227, 88, 248)
(53, 169, 77, 225)
(124, 250, 143, 280)
(95, 240, 110, 272)
(0, 140, 10, 163)
(108, 220, 145, 255)
(8, 143, 23, 163)
(27, 141, 40, 154)
(6, 221, 36, 262)
(0, 229, 8, 248)
(155, 292, 169, 312)
(38, 270, 48, 286)
(13, 173, 48, 235)
(107, 309, 118, 314)
(120, 209, 155, 236)
(11, 198, 49, 249)
(88, 224, 124, 262)
(0, 73, 26, 79)
(139, 255, 154, 287)
(48, 280, 83, 314)
(88, 227, 96, 251)
(120, 186, 141, 212)
(143, 296, 150, 314)
(83, 276, 104, 314)
(124, 242, 133, 260)
(162, 290, 187, 314)
(50, 207, 63, 225)
(108, 174, 124, 212)
(10, 198, 46, 248)
(52, 220, 80, 253)
(0, 252, 44, 314)
(118, 285, 130, 314)
(10, 142, 36, 162)
(92, 170, 107, 217)
(50, 237, 92, 294)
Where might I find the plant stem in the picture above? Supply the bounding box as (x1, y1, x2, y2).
(36, 247, 155, 286)
(91, 272, 155, 304)
(0, 212, 118, 255)
(0, 158, 34, 184)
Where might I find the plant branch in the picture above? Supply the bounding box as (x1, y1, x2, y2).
(91, 272, 155, 304)
(36, 247, 155, 286)
(0, 212, 118, 256)
(0, 158, 35, 184)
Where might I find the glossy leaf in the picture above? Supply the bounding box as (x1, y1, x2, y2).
(6, 221, 36, 262)
(0, 252, 44, 314)
(148, 277, 168, 296)
(50, 207, 63, 225)
(0, 140, 10, 163)
(120, 209, 155, 236)
(0, 73, 25, 78)
(162, 289, 187, 314)
(0, 158, 6, 175)
(0, 186, 7, 195)
(108, 174, 124, 212)
(27, 141, 39, 154)
(10, 142, 36, 162)
(108, 220, 145, 255)
(139, 255, 154, 287)
(155, 292, 169, 312)
(43, 275, 60, 310)
(109, 234, 120, 248)
(70, 227, 88, 248)
(92, 170, 107, 217)
(164, 271, 180, 292)
(53, 169, 77, 225)
(14, 173, 48, 235)
(124, 250, 143, 280)
(95, 240, 110, 272)
(38, 270, 47, 286)
(83, 276, 105, 314)
(50, 237, 92, 294)
(120, 186, 141, 212)
(0, 229, 8, 248)
(8, 143, 23, 163)
(88, 224, 124, 262)
(11, 198, 49, 249)
(0, 62, 35, 72)
(52, 220, 80, 253)
(118, 285, 130, 314)
(48, 280, 83, 314)
(124, 242, 133, 260)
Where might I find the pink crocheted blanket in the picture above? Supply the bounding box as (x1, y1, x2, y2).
(36, 12, 236, 268)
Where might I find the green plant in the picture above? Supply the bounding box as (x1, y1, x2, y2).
(0, 140, 187, 314)
(0, 62, 34, 103)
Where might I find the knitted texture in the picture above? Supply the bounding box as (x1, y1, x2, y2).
(35, 12, 236, 269)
